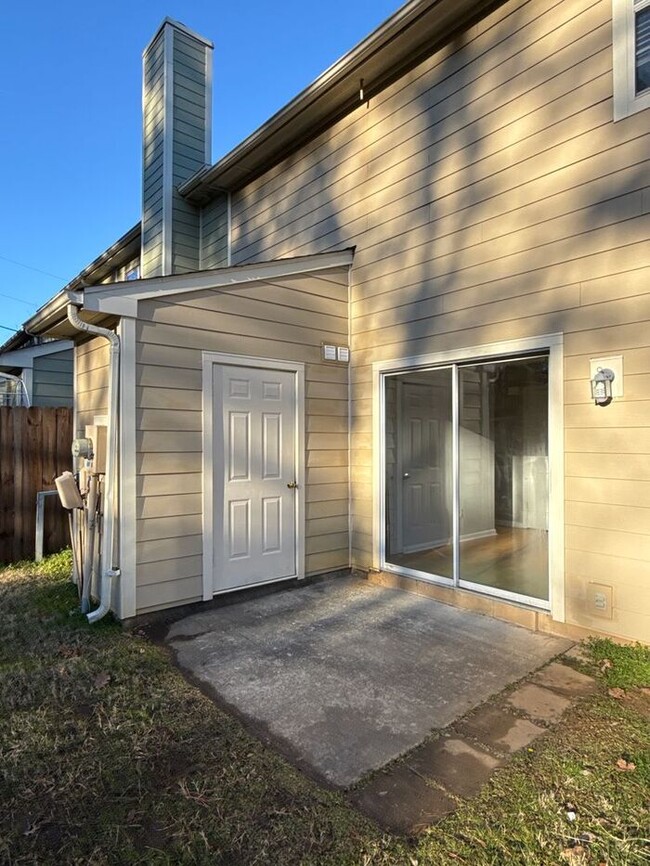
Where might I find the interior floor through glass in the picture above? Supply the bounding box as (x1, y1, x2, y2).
(389, 526, 548, 600)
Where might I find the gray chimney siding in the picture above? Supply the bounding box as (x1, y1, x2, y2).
(141, 20, 213, 278)
(200, 194, 229, 270)
(141, 30, 166, 277)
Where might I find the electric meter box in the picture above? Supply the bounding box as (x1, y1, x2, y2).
(85, 424, 108, 474)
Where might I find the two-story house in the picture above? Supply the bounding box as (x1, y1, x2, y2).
(20, 0, 650, 643)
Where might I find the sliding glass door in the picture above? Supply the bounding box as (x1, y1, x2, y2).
(385, 367, 454, 580)
(384, 355, 549, 606)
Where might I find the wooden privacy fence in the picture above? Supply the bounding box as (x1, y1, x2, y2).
(0, 407, 73, 564)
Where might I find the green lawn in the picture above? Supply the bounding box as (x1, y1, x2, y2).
(1, 552, 648, 865)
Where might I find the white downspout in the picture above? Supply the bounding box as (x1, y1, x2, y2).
(66, 298, 121, 623)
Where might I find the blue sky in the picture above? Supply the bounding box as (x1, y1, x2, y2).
(0, 0, 401, 337)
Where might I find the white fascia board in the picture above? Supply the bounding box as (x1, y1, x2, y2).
(83, 250, 355, 307)
(0, 340, 74, 368)
(80, 294, 140, 318)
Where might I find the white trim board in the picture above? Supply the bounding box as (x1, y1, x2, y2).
(372, 333, 565, 622)
(117, 317, 137, 619)
(79, 249, 354, 316)
(613, 0, 650, 120)
(371, 333, 564, 374)
(201, 351, 306, 601)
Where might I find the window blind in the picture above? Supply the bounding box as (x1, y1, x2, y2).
(636, 5, 650, 94)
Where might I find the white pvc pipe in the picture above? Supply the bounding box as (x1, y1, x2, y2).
(66, 302, 121, 623)
(81, 474, 99, 614)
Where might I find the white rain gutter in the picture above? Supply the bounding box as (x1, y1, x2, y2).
(66, 297, 120, 623)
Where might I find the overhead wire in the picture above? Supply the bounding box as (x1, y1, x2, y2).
(0, 253, 65, 282)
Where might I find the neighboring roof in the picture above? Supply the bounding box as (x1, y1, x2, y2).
(65, 223, 141, 289)
(0, 340, 74, 374)
(180, 0, 503, 202)
(0, 223, 140, 351)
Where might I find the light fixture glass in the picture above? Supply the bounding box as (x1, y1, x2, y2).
(591, 367, 615, 406)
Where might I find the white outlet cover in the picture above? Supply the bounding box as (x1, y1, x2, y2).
(589, 355, 623, 398)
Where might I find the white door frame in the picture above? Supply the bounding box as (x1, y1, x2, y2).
(202, 351, 305, 600)
(372, 333, 565, 622)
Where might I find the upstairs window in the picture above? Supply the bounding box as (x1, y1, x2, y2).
(613, 0, 650, 119)
(113, 258, 141, 282)
(636, 4, 650, 92)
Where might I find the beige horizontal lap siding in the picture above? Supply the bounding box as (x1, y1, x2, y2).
(133, 265, 350, 615)
(224, 0, 650, 642)
(75, 338, 109, 432)
(564, 326, 650, 643)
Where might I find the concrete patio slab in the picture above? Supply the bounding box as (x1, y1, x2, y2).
(166, 576, 571, 787)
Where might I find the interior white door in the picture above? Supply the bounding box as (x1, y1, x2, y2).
(398, 380, 451, 552)
(214, 364, 297, 591)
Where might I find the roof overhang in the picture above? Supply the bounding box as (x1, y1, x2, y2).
(180, 0, 504, 202)
(80, 249, 355, 318)
(66, 222, 141, 290)
(6, 223, 141, 344)
(21, 290, 117, 340)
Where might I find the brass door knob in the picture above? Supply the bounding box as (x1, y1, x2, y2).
(287, 481, 298, 489)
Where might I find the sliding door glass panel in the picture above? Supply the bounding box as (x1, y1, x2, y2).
(385, 368, 453, 579)
(458, 357, 549, 600)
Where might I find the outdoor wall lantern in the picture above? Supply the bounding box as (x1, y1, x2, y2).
(591, 367, 615, 406)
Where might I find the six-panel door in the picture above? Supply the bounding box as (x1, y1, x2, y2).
(215, 364, 297, 591)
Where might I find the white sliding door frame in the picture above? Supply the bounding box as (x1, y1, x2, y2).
(372, 333, 565, 622)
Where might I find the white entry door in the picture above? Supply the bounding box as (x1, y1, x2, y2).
(213, 363, 298, 592)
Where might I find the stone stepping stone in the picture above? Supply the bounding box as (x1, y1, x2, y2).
(406, 737, 502, 799)
(530, 661, 597, 698)
(351, 657, 597, 835)
(505, 683, 572, 724)
(455, 705, 545, 755)
(350, 764, 456, 835)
